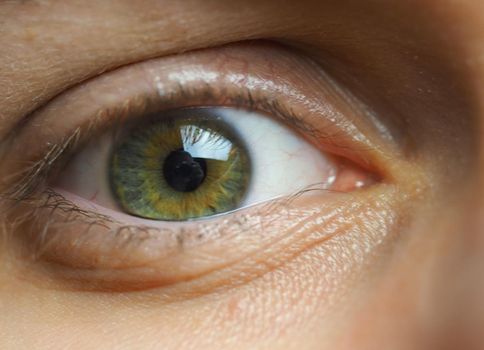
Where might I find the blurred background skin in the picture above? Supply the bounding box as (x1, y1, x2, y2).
(0, 0, 483, 349)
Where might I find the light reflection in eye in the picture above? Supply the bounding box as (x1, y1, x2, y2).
(180, 124, 232, 161)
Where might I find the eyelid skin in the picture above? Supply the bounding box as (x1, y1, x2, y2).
(0, 42, 426, 293)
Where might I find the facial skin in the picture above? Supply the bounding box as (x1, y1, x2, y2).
(0, 0, 483, 349)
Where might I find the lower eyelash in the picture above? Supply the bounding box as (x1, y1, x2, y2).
(6, 181, 337, 263)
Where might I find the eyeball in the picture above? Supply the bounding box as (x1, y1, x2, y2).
(55, 107, 343, 221)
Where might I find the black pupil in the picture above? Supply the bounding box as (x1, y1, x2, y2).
(163, 149, 207, 192)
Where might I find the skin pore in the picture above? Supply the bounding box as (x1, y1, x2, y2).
(0, 0, 483, 349)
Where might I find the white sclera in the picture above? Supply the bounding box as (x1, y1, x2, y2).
(55, 107, 337, 216)
(215, 108, 336, 206)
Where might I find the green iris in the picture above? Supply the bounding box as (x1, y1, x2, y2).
(109, 111, 251, 221)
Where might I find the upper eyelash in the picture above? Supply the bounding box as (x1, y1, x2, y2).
(3, 128, 83, 201)
(1, 84, 320, 203)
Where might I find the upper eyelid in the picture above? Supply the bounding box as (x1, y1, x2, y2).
(26, 45, 395, 151)
(13, 43, 389, 142)
(0, 44, 403, 201)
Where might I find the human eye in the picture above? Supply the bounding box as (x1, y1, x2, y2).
(1, 43, 421, 292)
(55, 107, 353, 222)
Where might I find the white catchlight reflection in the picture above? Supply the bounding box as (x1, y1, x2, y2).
(180, 125, 232, 161)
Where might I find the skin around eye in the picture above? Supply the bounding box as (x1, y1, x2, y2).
(54, 107, 352, 222)
(0, 43, 422, 292)
(0, 0, 481, 348)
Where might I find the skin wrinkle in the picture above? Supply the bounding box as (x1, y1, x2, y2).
(9, 184, 399, 293)
(13, 196, 400, 346)
(0, 0, 483, 349)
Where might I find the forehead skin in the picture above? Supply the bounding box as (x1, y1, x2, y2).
(0, 0, 484, 349)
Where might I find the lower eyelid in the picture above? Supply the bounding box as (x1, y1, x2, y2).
(11, 183, 404, 293)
